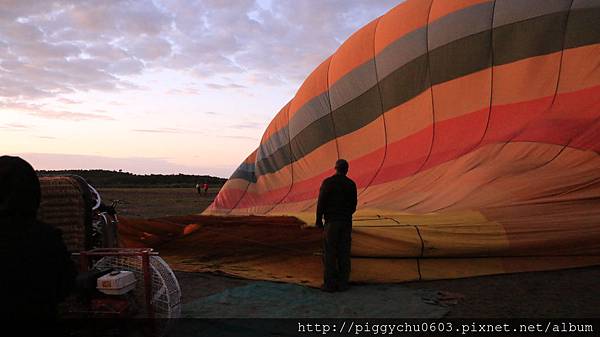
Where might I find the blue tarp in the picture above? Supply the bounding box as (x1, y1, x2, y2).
(183, 281, 448, 318)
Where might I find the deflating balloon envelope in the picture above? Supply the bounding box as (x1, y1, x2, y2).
(205, 0, 600, 281)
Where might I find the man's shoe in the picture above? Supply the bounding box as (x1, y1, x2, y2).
(320, 284, 337, 293)
(337, 284, 350, 292)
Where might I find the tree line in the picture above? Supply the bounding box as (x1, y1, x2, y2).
(37, 169, 227, 188)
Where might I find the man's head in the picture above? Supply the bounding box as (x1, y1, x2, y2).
(335, 159, 349, 175)
(0, 156, 41, 219)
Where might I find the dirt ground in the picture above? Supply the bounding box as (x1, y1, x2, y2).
(402, 266, 600, 318)
(105, 188, 600, 318)
(98, 187, 217, 218)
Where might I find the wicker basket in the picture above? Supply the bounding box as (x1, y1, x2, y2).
(37, 176, 94, 252)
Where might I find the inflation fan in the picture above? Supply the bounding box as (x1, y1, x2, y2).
(84, 248, 182, 319)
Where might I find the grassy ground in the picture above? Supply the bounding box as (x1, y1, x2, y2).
(98, 187, 219, 218)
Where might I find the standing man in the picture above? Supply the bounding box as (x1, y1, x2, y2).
(315, 159, 357, 292)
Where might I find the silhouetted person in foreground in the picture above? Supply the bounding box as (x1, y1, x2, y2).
(315, 159, 357, 292)
(0, 156, 76, 320)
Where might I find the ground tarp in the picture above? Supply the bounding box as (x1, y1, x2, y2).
(182, 281, 448, 318)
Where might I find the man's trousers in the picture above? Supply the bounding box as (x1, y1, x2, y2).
(322, 221, 352, 289)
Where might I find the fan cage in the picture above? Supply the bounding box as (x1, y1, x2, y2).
(93, 255, 181, 319)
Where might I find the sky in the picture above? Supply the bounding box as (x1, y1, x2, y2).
(0, 0, 400, 178)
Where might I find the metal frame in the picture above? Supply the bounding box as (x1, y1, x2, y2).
(76, 248, 158, 319)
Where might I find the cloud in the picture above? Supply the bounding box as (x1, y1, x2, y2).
(229, 121, 264, 129)
(57, 0, 171, 37)
(32, 110, 114, 121)
(167, 87, 202, 95)
(57, 97, 82, 105)
(0, 123, 30, 130)
(0, 1, 56, 21)
(218, 135, 259, 140)
(10, 40, 81, 60)
(129, 36, 172, 61)
(0, 100, 114, 121)
(205, 83, 246, 90)
(132, 127, 201, 134)
(0, 0, 169, 101)
(17, 152, 233, 177)
(0, 0, 399, 103)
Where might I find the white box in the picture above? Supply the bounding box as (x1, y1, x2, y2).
(97, 271, 137, 295)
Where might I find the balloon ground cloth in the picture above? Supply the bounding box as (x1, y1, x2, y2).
(182, 281, 449, 318)
(118, 213, 600, 285)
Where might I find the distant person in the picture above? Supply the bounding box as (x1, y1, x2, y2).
(196, 183, 201, 194)
(203, 182, 209, 195)
(0, 156, 77, 319)
(315, 159, 357, 292)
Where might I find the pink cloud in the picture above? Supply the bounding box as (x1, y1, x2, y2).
(16, 152, 234, 178)
(0, 101, 114, 121)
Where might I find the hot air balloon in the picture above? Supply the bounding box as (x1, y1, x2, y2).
(202, 0, 600, 282)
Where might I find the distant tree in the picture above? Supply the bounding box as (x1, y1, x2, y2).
(36, 169, 227, 188)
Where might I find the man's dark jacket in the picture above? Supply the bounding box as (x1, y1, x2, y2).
(316, 173, 357, 224)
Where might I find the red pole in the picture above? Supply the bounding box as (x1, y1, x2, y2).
(79, 252, 89, 272)
(141, 251, 154, 319)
